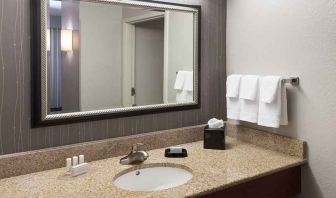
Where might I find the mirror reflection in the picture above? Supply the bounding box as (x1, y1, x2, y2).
(46, 0, 197, 114)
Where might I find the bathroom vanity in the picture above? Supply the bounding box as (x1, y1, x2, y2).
(0, 124, 306, 198)
(0, 0, 310, 197)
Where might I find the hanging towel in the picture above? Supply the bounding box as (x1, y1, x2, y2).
(174, 71, 193, 91)
(174, 71, 186, 90)
(175, 71, 193, 103)
(226, 75, 242, 120)
(176, 90, 193, 103)
(239, 75, 259, 100)
(183, 71, 194, 91)
(260, 76, 280, 103)
(239, 75, 259, 123)
(258, 77, 288, 128)
(226, 75, 242, 98)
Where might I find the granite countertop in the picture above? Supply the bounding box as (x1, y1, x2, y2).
(0, 137, 305, 198)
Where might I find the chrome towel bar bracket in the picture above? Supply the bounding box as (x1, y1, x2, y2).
(282, 77, 300, 86)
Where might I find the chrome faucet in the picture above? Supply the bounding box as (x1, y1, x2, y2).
(120, 143, 149, 165)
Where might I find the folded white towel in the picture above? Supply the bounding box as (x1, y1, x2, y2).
(260, 76, 281, 103)
(175, 71, 193, 103)
(226, 75, 242, 120)
(174, 71, 193, 91)
(174, 71, 186, 90)
(226, 75, 242, 98)
(239, 75, 259, 100)
(239, 75, 259, 123)
(183, 71, 194, 91)
(258, 78, 288, 128)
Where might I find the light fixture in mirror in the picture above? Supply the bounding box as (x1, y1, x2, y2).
(61, 29, 73, 52)
(32, 0, 200, 127)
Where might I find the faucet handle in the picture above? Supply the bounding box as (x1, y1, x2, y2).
(132, 143, 144, 152)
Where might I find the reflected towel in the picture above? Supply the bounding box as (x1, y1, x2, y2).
(174, 71, 186, 90)
(183, 71, 194, 91)
(175, 71, 193, 103)
(174, 71, 193, 91)
(176, 90, 193, 103)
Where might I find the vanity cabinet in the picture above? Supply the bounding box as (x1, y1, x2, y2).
(201, 166, 301, 198)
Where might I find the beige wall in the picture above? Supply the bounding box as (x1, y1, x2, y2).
(227, 0, 336, 197)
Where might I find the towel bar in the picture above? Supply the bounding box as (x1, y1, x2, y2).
(282, 77, 299, 86)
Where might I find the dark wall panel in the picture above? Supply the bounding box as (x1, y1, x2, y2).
(0, 0, 226, 155)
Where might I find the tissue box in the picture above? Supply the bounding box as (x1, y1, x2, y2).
(203, 125, 225, 150)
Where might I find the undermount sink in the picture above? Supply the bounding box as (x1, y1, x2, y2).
(113, 164, 193, 191)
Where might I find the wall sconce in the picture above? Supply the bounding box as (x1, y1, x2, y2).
(46, 29, 50, 51)
(61, 29, 73, 52)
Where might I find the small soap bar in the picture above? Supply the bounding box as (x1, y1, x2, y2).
(169, 146, 183, 154)
(70, 163, 89, 177)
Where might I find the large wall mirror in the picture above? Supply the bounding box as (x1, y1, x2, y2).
(31, 0, 200, 127)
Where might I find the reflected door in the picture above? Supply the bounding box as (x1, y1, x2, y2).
(134, 18, 164, 106)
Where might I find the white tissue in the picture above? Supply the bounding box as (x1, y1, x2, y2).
(208, 118, 225, 129)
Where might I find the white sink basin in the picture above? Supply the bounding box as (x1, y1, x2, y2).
(113, 165, 193, 191)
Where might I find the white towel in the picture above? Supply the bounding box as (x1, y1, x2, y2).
(226, 75, 242, 98)
(260, 76, 280, 103)
(239, 75, 259, 100)
(239, 75, 259, 123)
(174, 71, 186, 90)
(258, 78, 288, 128)
(174, 71, 193, 91)
(175, 71, 193, 103)
(227, 98, 241, 120)
(176, 90, 193, 103)
(226, 75, 242, 120)
(183, 71, 194, 91)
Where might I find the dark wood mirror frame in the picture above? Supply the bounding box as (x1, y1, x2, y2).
(31, 0, 201, 128)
